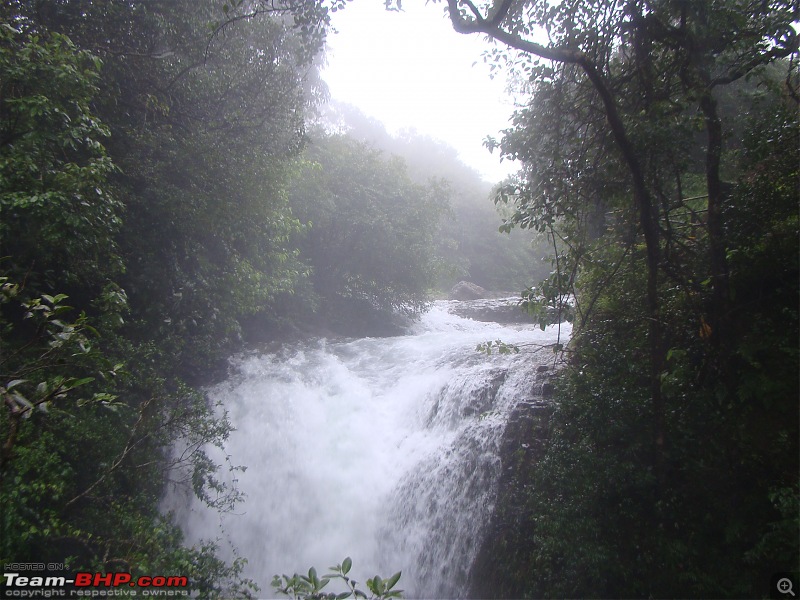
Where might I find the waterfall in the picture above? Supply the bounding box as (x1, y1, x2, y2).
(169, 300, 570, 598)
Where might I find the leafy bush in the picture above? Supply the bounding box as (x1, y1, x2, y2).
(272, 558, 402, 600)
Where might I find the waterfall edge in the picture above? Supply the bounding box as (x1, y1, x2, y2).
(466, 367, 558, 599)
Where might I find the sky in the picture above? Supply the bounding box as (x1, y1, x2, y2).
(321, 0, 519, 183)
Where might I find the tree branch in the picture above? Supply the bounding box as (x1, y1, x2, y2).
(446, 0, 584, 63)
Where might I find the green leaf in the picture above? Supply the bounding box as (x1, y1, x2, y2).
(63, 376, 94, 390)
(5, 379, 27, 390)
(13, 392, 34, 413)
(342, 557, 352, 575)
(385, 571, 401, 591)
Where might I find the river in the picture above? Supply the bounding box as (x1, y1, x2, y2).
(170, 299, 570, 598)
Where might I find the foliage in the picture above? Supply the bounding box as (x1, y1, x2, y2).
(272, 558, 402, 600)
(0, 23, 121, 302)
(475, 339, 520, 355)
(0, 0, 345, 596)
(0, 273, 254, 597)
(90, 0, 315, 378)
(323, 101, 549, 292)
(0, 280, 122, 462)
(288, 133, 448, 331)
(1, 1, 422, 594)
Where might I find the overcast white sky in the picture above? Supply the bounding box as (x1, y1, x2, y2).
(321, 0, 519, 182)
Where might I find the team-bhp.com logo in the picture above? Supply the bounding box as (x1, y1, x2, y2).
(3, 570, 189, 597)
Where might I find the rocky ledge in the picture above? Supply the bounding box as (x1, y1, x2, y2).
(467, 365, 559, 599)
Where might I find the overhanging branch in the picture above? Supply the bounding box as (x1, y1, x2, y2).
(445, 0, 583, 63)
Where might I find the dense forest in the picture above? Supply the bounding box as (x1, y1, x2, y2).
(444, 0, 799, 598)
(1, 0, 798, 599)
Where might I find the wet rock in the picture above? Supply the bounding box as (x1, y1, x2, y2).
(449, 297, 538, 324)
(469, 399, 553, 598)
(449, 281, 488, 300)
(427, 368, 509, 425)
(462, 369, 508, 417)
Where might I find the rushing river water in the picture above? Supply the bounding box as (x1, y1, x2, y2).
(170, 299, 570, 598)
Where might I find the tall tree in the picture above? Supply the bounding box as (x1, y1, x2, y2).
(424, 0, 798, 481)
(289, 133, 448, 333)
(1, 1, 341, 593)
(322, 101, 548, 291)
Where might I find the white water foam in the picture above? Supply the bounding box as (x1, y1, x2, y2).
(168, 300, 570, 598)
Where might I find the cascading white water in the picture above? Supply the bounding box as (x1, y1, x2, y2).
(170, 300, 570, 599)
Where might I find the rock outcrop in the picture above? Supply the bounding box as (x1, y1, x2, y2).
(467, 366, 559, 599)
(449, 280, 488, 300)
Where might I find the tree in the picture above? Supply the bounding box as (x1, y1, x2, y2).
(0, 18, 125, 461)
(422, 0, 799, 481)
(3, 0, 339, 376)
(321, 101, 548, 292)
(410, 0, 798, 472)
(288, 133, 448, 333)
(0, 23, 121, 303)
(1, 1, 341, 594)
